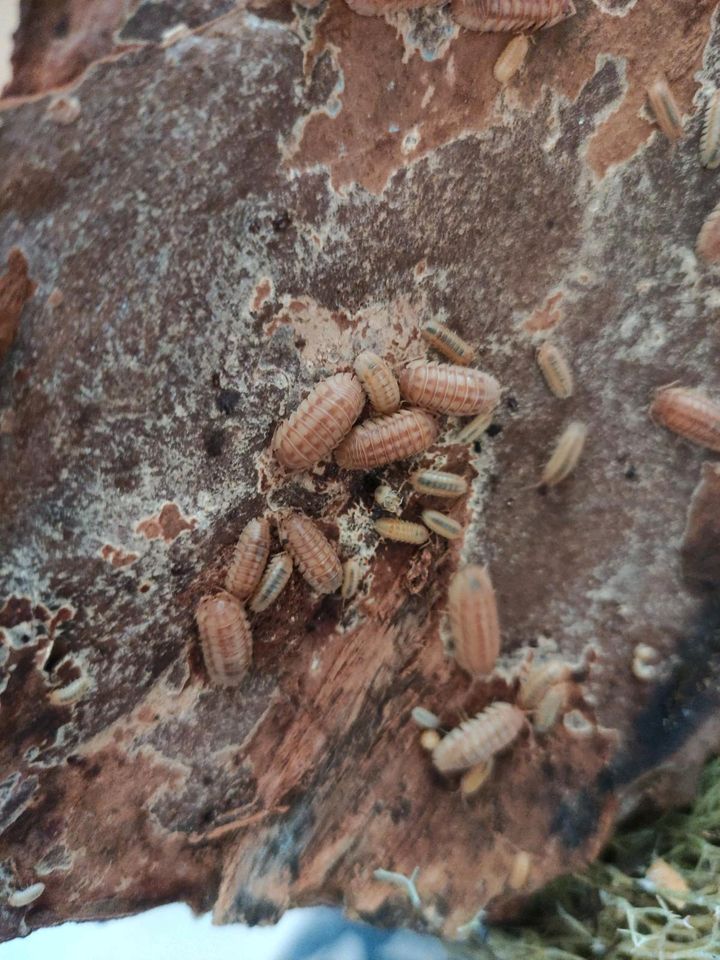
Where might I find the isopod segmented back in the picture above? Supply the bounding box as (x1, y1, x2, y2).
(225, 517, 271, 600)
(650, 386, 720, 452)
(279, 512, 343, 594)
(448, 565, 500, 677)
(397, 361, 500, 417)
(432, 702, 524, 774)
(354, 351, 401, 414)
(196, 591, 252, 686)
(335, 408, 438, 469)
(249, 552, 293, 613)
(452, 0, 576, 33)
(420, 320, 476, 366)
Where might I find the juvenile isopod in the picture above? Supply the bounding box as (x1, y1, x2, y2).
(421, 509, 463, 540)
(278, 512, 343, 594)
(341, 557, 363, 600)
(249, 552, 293, 613)
(452, 0, 576, 33)
(536, 341, 573, 399)
(700, 90, 720, 169)
(643, 858, 688, 909)
(508, 851, 532, 891)
(647, 77, 684, 142)
(353, 351, 401, 414)
(448, 565, 500, 678)
(420, 729, 441, 751)
(420, 319, 476, 366)
(539, 420, 587, 487)
(493, 34, 530, 84)
(196, 591, 252, 686)
(697, 202, 720, 264)
(335, 408, 438, 470)
(225, 517, 271, 600)
(532, 681, 571, 733)
(411, 706, 441, 729)
(397, 361, 501, 417)
(7, 883, 45, 908)
(410, 469, 468, 498)
(374, 518, 429, 544)
(650, 386, 720, 452)
(272, 372, 364, 471)
(374, 483, 403, 514)
(460, 759, 494, 798)
(456, 411, 494, 444)
(432, 702, 524, 774)
(632, 643, 660, 682)
(518, 659, 572, 709)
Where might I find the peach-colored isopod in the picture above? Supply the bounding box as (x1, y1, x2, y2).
(420, 319, 476, 366)
(518, 659, 572, 709)
(456, 411, 494, 444)
(225, 517, 271, 600)
(353, 351, 401, 414)
(279, 513, 342, 594)
(493, 35, 530, 84)
(539, 421, 587, 487)
(422, 509, 463, 540)
(374, 518, 429, 544)
(697, 202, 720, 264)
(341, 558, 363, 600)
(411, 469, 468, 498)
(700, 91, 720, 169)
(533, 681, 571, 733)
(196, 591, 252, 686)
(650, 386, 720, 452)
(335, 408, 438, 469)
(272, 372, 364, 471)
(452, 0, 576, 33)
(448, 565, 500, 678)
(397, 361, 500, 416)
(536, 341, 573, 399)
(460, 759, 494, 798)
(249, 552, 293, 613)
(647, 76, 684, 142)
(432, 702, 524, 774)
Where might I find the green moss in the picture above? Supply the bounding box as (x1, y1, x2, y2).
(455, 758, 720, 960)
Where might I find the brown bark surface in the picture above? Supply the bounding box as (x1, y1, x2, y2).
(1, 0, 720, 943)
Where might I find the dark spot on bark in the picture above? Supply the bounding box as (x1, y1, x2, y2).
(486, 423, 502, 437)
(53, 14, 69, 36)
(505, 395, 519, 413)
(272, 210, 292, 232)
(215, 389, 241, 415)
(624, 465, 638, 481)
(204, 427, 226, 457)
(473, 441, 482, 454)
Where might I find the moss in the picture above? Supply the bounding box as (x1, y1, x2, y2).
(454, 758, 720, 960)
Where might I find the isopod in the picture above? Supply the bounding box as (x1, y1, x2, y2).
(249, 552, 293, 613)
(644, 858, 688, 908)
(196, 591, 252, 686)
(353, 350, 401, 414)
(518, 659, 572, 709)
(420, 729, 441, 751)
(420, 319, 476, 366)
(374, 483, 403, 514)
(456, 411, 494, 444)
(536, 341, 573, 399)
(374, 517, 429, 544)
(650, 386, 720, 452)
(410, 469, 468, 498)
(493, 34, 530, 84)
(460, 759, 494, 798)
(225, 517, 271, 600)
(647, 77, 684, 142)
(7, 883, 45, 908)
(335, 408, 438, 469)
(278, 512, 343, 594)
(697, 202, 720, 264)
(397, 361, 500, 417)
(452, 0, 576, 33)
(341, 558, 363, 600)
(508, 851, 532, 891)
(700, 90, 720, 169)
(632, 642, 660, 682)
(49, 674, 91, 706)
(533, 681, 571, 733)
(432, 702, 524, 774)
(421, 509, 463, 540)
(539, 420, 587, 487)
(448, 565, 500, 678)
(272, 372, 364, 471)
(411, 706, 441, 729)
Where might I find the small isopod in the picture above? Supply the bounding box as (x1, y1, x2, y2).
(650, 386, 720, 452)
(374, 517, 429, 544)
(335, 408, 438, 470)
(410, 469, 468, 498)
(411, 706, 441, 729)
(539, 420, 587, 487)
(632, 643, 660, 682)
(353, 351, 401, 414)
(374, 483, 403, 514)
(697, 201, 720, 263)
(398, 361, 501, 417)
(533, 681, 571, 733)
(420, 729, 441, 751)
(196, 591, 252, 686)
(536, 341, 573, 399)
(421, 509, 463, 540)
(432, 702, 524, 774)
(518, 659, 572, 709)
(272, 372, 365, 471)
(456, 411, 494, 444)
(7, 883, 45, 908)
(508, 851, 532, 891)
(460, 759, 494, 798)
(700, 90, 720, 169)
(420, 319, 476, 366)
(341, 558, 363, 600)
(249, 552, 293, 613)
(644, 858, 688, 908)
(278, 513, 342, 594)
(493, 35, 530, 84)
(448, 565, 500, 678)
(452, 0, 576, 33)
(647, 77, 684, 142)
(225, 517, 271, 600)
